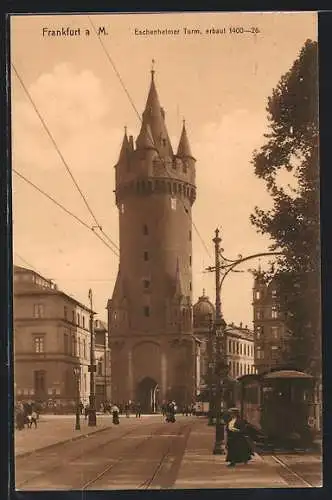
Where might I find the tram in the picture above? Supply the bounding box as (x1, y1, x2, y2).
(235, 369, 316, 447)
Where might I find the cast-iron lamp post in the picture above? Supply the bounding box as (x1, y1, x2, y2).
(73, 366, 81, 431)
(207, 228, 283, 454)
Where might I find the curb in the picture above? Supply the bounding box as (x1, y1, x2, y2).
(16, 425, 113, 459)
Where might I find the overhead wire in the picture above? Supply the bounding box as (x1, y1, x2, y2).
(13, 169, 119, 257)
(87, 15, 212, 259)
(11, 63, 119, 254)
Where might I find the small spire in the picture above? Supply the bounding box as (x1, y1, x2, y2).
(177, 120, 194, 159)
(203, 288, 206, 296)
(151, 59, 155, 80)
(136, 121, 156, 150)
(118, 128, 130, 163)
(258, 258, 262, 273)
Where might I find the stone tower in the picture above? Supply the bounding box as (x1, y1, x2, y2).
(107, 68, 197, 411)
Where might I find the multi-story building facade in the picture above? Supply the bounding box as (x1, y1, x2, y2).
(252, 272, 289, 374)
(193, 291, 255, 397)
(94, 319, 111, 409)
(107, 68, 197, 411)
(14, 265, 94, 411)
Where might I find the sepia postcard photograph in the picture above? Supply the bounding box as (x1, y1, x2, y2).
(10, 11, 322, 490)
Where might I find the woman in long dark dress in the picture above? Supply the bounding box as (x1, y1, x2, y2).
(226, 408, 253, 467)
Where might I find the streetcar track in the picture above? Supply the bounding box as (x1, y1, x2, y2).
(138, 424, 190, 490)
(16, 424, 145, 489)
(81, 423, 190, 490)
(271, 455, 314, 487)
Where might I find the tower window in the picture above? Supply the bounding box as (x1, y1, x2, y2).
(271, 289, 277, 298)
(189, 281, 192, 291)
(143, 306, 150, 317)
(189, 230, 192, 241)
(255, 290, 261, 300)
(120, 204, 125, 214)
(144, 251, 149, 261)
(171, 197, 177, 210)
(271, 306, 278, 319)
(143, 280, 150, 289)
(143, 224, 148, 235)
(189, 256, 192, 266)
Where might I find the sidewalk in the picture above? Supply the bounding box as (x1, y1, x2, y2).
(175, 418, 291, 488)
(15, 415, 112, 457)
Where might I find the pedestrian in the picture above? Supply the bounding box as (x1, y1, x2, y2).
(135, 402, 141, 418)
(225, 408, 254, 467)
(111, 404, 120, 425)
(79, 401, 84, 415)
(125, 402, 130, 418)
(84, 404, 89, 420)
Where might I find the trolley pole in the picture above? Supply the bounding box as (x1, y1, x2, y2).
(212, 228, 226, 455)
(207, 314, 214, 426)
(88, 288, 97, 426)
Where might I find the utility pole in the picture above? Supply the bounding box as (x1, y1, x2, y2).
(88, 288, 97, 426)
(207, 313, 214, 426)
(212, 228, 227, 455)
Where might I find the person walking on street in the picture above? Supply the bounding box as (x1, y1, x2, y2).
(225, 408, 254, 467)
(135, 402, 141, 418)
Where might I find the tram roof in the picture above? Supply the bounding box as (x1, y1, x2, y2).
(263, 370, 313, 380)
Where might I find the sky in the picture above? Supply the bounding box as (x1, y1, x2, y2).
(11, 12, 317, 327)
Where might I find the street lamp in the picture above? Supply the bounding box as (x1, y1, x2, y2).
(207, 313, 214, 426)
(73, 367, 81, 430)
(206, 228, 283, 455)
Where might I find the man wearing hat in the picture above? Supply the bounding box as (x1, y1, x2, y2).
(225, 407, 254, 467)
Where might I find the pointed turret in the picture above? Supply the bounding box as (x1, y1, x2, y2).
(177, 121, 194, 159)
(118, 127, 130, 164)
(140, 65, 173, 157)
(136, 122, 156, 151)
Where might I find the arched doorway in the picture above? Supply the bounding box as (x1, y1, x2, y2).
(136, 377, 159, 413)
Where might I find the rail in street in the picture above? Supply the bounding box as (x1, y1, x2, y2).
(15, 416, 323, 490)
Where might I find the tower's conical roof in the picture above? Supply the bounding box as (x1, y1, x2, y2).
(177, 121, 194, 159)
(118, 128, 130, 164)
(136, 122, 156, 150)
(140, 68, 173, 157)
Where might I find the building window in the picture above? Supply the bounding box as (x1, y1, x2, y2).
(189, 281, 192, 291)
(189, 256, 192, 266)
(83, 316, 85, 329)
(33, 304, 44, 318)
(97, 360, 103, 376)
(77, 313, 80, 326)
(256, 310, 263, 320)
(256, 325, 263, 339)
(64, 333, 69, 354)
(257, 349, 264, 360)
(271, 345, 279, 359)
(271, 326, 279, 339)
(64, 306, 67, 320)
(228, 340, 231, 352)
(189, 230, 192, 241)
(143, 224, 149, 235)
(271, 306, 278, 319)
(171, 197, 177, 210)
(72, 311, 75, 323)
(236, 342, 239, 354)
(255, 290, 261, 300)
(34, 370, 46, 394)
(83, 339, 86, 359)
(72, 335, 76, 356)
(143, 279, 150, 289)
(78, 338, 81, 357)
(240, 344, 243, 355)
(84, 373, 87, 393)
(120, 203, 125, 214)
(144, 306, 150, 317)
(144, 251, 149, 261)
(34, 336, 44, 353)
(271, 289, 277, 298)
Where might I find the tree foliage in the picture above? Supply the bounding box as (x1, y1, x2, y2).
(251, 40, 321, 376)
